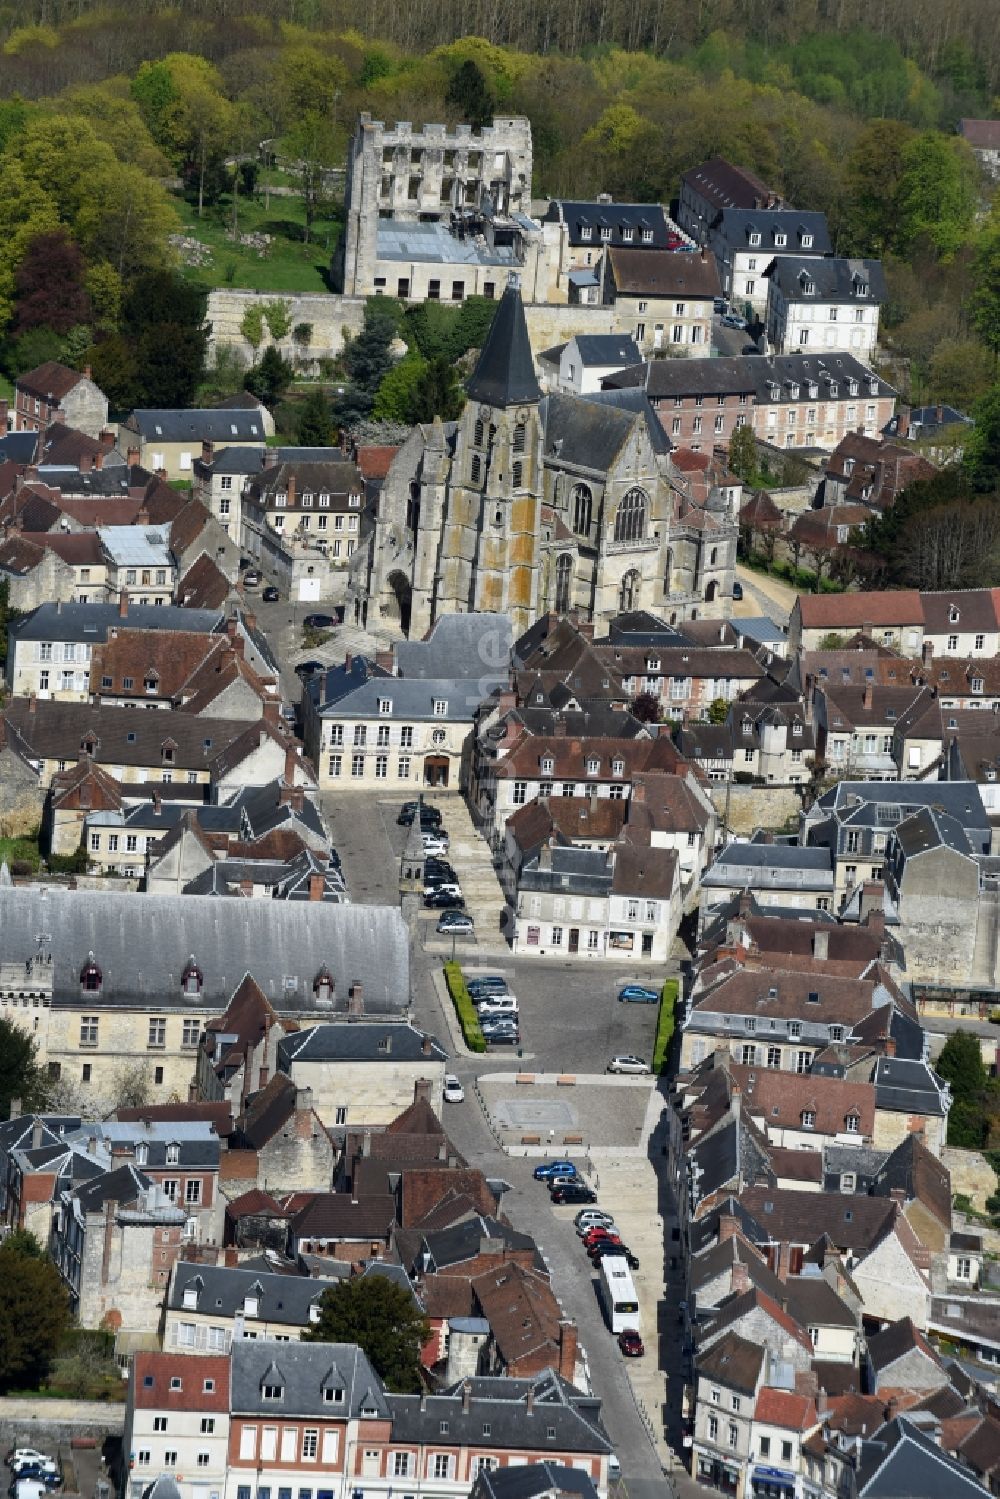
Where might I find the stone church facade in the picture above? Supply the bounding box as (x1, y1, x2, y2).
(353, 284, 738, 639)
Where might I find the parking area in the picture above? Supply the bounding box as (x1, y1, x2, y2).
(479, 1076, 654, 1150)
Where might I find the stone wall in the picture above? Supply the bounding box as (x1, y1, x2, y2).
(0, 1397, 125, 1439)
(0, 749, 43, 838)
(942, 1147, 995, 1213)
(708, 781, 803, 835)
(206, 288, 625, 369)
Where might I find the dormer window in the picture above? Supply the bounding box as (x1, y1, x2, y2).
(646, 657, 660, 671)
(261, 1384, 283, 1401)
(845, 1113, 860, 1132)
(949, 606, 960, 623)
(274, 494, 286, 508)
(301, 493, 313, 508)
(541, 756, 554, 774)
(774, 232, 787, 247)
(801, 1110, 816, 1129)
(580, 226, 592, 242)
(313, 967, 334, 1002)
(748, 231, 761, 247)
(433, 699, 448, 716)
(829, 383, 838, 398)
(80, 953, 102, 993)
(599, 226, 612, 242)
(586, 757, 600, 775)
(808, 382, 818, 398)
(800, 274, 815, 295)
(182, 957, 203, 996)
(854, 277, 869, 297)
(612, 759, 624, 775)
(166, 1143, 180, 1165)
(801, 232, 814, 249)
(183, 1284, 198, 1310)
(973, 678, 985, 694)
(789, 383, 799, 399)
(848, 379, 859, 397)
(136, 1143, 149, 1167)
(378, 698, 392, 715)
(323, 1386, 345, 1404)
(243, 1295, 259, 1317)
(792, 721, 803, 736)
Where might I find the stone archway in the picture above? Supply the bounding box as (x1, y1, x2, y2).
(384, 570, 412, 635)
(705, 579, 718, 604)
(619, 568, 641, 612)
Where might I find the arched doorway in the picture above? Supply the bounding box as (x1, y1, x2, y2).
(555, 554, 572, 613)
(705, 579, 718, 604)
(384, 570, 412, 635)
(619, 569, 641, 611)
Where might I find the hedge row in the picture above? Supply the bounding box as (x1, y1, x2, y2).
(443, 961, 486, 1053)
(652, 978, 680, 1075)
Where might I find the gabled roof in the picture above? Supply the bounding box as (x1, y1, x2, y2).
(857, 1414, 987, 1498)
(465, 283, 540, 409)
(16, 361, 88, 401)
(695, 1330, 765, 1393)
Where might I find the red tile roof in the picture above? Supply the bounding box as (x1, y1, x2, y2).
(356, 445, 399, 480)
(17, 361, 85, 401)
(132, 1351, 230, 1409)
(754, 1388, 818, 1430)
(796, 590, 924, 628)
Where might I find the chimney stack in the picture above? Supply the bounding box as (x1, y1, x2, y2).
(127, 446, 140, 466)
(119, 589, 128, 618)
(557, 1320, 578, 1382)
(862, 681, 873, 710)
(812, 929, 829, 962)
(262, 698, 280, 725)
(731, 1261, 750, 1295)
(8, 1098, 21, 1120)
(101, 428, 115, 449)
(286, 475, 296, 507)
(462, 1380, 472, 1414)
(202, 439, 214, 465)
(80, 451, 92, 474)
(94, 450, 104, 471)
(0, 400, 9, 437)
(308, 872, 325, 902)
(414, 1078, 432, 1104)
(348, 982, 364, 1018)
(719, 1213, 740, 1244)
(421, 1033, 432, 1056)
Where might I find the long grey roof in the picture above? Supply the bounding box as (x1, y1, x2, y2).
(579, 387, 670, 455)
(278, 1022, 445, 1066)
(72, 1122, 220, 1168)
(0, 885, 408, 1014)
(168, 1260, 325, 1323)
(230, 1339, 389, 1419)
(125, 409, 267, 443)
(873, 1058, 948, 1117)
(542, 199, 670, 249)
(571, 335, 643, 366)
(391, 1369, 610, 1453)
(813, 779, 989, 833)
(702, 843, 833, 890)
(710, 207, 832, 255)
(539, 392, 639, 472)
(466, 283, 541, 409)
(394, 613, 513, 681)
(10, 601, 222, 644)
(311, 655, 501, 721)
(605, 351, 895, 405)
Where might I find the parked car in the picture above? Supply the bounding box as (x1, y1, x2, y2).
(467, 976, 509, 996)
(485, 1030, 520, 1047)
(424, 857, 457, 874)
(262, 585, 280, 602)
(575, 1210, 616, 1233)
(294, 659, 325, 678)
(721, 312, 747, 329)
(534, 1160, 577, 1181)
(397, 803, 442, 828)
(547, 1174, 583, 1191)
(607, 1055, 651, 1075)
(303, 612, 336, 629)
(551, 1184, 598, 1205)
(424, 891, 465, 910)
(6, 1458, 51, 1473)
(608, 1455, 622, 1483)
(437, 911, 474, 935)
(713, 296, 728, 313)
(480, 1017, 519, 1037)
(732, 580, 743, 601)
(618, 984, 659, 1004)
(443, 1075, 465, 1103)
(425, 881, 462, 900)
(9, 1464, 57, 1479)
(476, 995, 518, 1017)
(591, 1242, 640, 1270)
(582, 1226, 620, 1247)
(618, 1329, 644, 1358)
(422, 836, 450, 858)
(242, 569, 261, 587)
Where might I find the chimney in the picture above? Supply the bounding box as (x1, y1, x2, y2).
(344, 652, 352, 673)
(245, 612, 257, 632)
(526, 1388, 535, 1415)
(865, 908, 885, 937)
(262, 699, 280, 725)
(152, 790, 162, 814)
(421, 1033, 433, 1056)
(286, 475, 296, 507)
(8, 1098, 21, 1120)
(119, 589, 128, 618)
(348, 982, 364, 1017)
(136, 506, 149, 524)
(557, 1319, 578, 1381)
(94, 450, 104, 470)
(28, 694, 37, 715)
(935, 404, 944, 425)
(462, 1380, 472, 1414)
(719, 1213, 740, 1244)
(883, 1037, 896, 1058)
(31, 1119, 43, 1150)
(553, 716, 567, 737)
(0, 399, 8, 437)
(290, 786, 305, 814)
(862, 620, 873, 638)
(224, 1247, 239, 1268)
(812, 929, 830, 962)
(240, 878, 253, 898)
(375, 649, 395, 673)
(921, 639, 933, 666)
(284, 743, 298, 785)
(862, 681, 873, 710)
(126, 446, 140, 466)
(202, 439, 214, 465)
(888, 1187, 906, 1204)
(362, 1130, 372, 1158)
(414, 1078, 432, 1104)
(539, 840, 553, 872)
(731, 1261, 750, 1295)
(87, 1136, 97, 1155)
(738, 890, 753, 919)
(885, 1396, 899, 1423)
(79, 451, 92, 474)
(632, 779, 646, 804)
(816, 1387, 830, 1418)
(83, 364, 92, 380)
(308, 872, 325, 902)
(100, 428, 115, 449)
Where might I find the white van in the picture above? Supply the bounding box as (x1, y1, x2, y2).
(476, 994, 518, 1017)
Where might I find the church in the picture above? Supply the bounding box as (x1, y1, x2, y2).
(354, 282, 739, 639)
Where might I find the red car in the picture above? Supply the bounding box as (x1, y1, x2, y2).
(582, 1227, 619, 1247)
(618, 1329, 644, 1357)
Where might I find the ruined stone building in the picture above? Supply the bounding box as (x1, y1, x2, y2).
(353, 282, 738, 639)
(337, 113, 544, 301)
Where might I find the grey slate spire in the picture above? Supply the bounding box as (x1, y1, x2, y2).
(465, 278, 541, 409)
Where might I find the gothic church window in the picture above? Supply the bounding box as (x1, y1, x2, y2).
(471, 455, 481, 483)
(620, 569, 641, 611)
(614, 488, 647, 544)
(474, 418, 484, 446)
(512, 461, 523, 488)
(555, 555, 572, 613)
(513, 422, 527, 454)
(572, 485, 592, 536)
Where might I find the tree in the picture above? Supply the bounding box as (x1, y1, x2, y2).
(303, 1275, 429, 1393)
(937, 1029, 991, 1148)
(897, 133, 977, 258)
(840, 119, 915, 254)
(122, 271, 208, 408)
(405, 355, 463, 423)
(728, 424, 759, 483)
(0, 1230, 69, 1392)
(296, 387, 334, 447)
(373, 352, 426, 422)
(85, 332, 139, 410)
(630, 692, 661, 724)
(964, 388, 1000, 494)
(706, 698, 730, 725)
(0, 1016, 47, 1119)
(445, 60, 496, 128)
(285, 112, 339, 245)
(244, 346, 293, 408)
(261, 299, 293, 345)
(241, 304, 266, 356)
(817, 633, 847, 649)
(13, 228, 90, 333)
(109, 1059, 152, 1111)
(969, 224, 1000, 371)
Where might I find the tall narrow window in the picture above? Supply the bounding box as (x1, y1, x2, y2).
(614, 488, 647, 544)
(555, 554, 572, 614)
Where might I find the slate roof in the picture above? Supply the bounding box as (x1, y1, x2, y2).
(604, 351, 893, 406)
(710, 207, 831, 256)
(694, 1330, 765, 1393)
(538, 391, 639, 472)
(873, 1058, 949, 1117)
(580, 387, 671, 453)
(477, 1462, 599, 1499)
(393, 1369, 611, 1453)
(419, 1215, 537, 1272)
(230, 1338, 389, 1418)
(701, 843, 833, 891)
(542, 199, 671, 249)
(124, 409, 267, 442)
(765, 255, 888, 304)
(310, 655, 500, 722)
(570, 334, 644, 366)
(681, 157, 782, 214)
(465, 284, 541, 409)
(0, 884, 408, 1014)
(738, 1185, 896, 1253)
(2, 696, 262, 773)
(167, 1260, 324, 1323)
(278, 1023, 445, 1067)
(10, 600, 222, 644)
(393, 612, 513, 680)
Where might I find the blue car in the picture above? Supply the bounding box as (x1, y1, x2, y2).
(533, 1160, 578, 1181)
(618, 984, 660, 1004)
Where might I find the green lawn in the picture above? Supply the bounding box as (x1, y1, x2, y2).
(171, 190, 342, 294)
(0, 834, 41, 871)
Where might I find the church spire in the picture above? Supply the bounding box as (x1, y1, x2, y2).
(465, 276, 541, 409)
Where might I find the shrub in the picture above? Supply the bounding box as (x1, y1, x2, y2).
(652, 979, 680, 1074)
(443, 962, 486, 1053)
